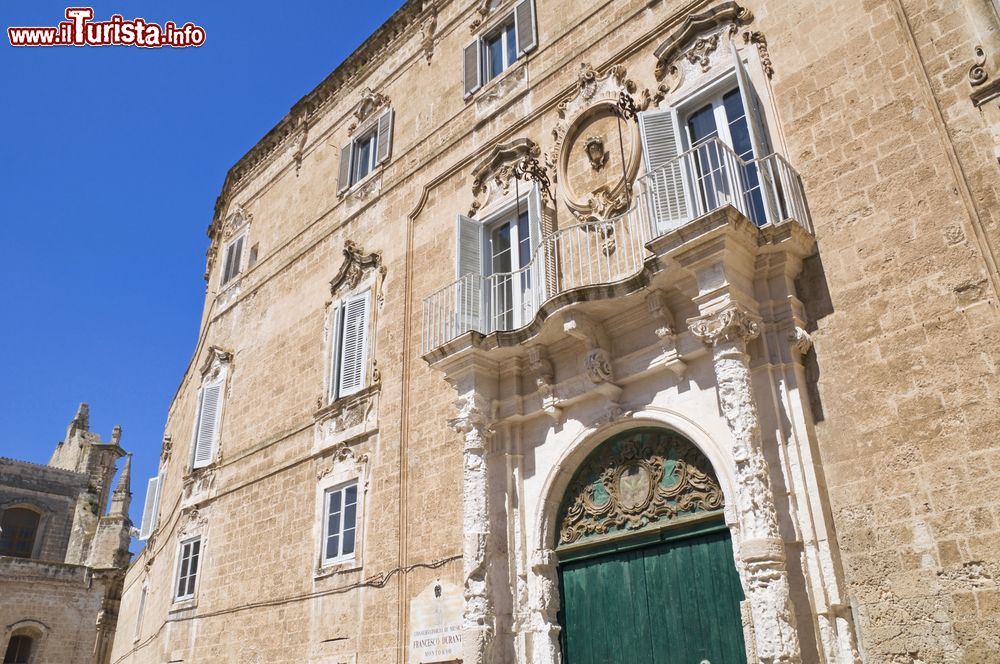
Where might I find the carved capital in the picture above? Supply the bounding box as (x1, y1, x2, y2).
(448, 393, 494, 452)
(689, 305, 761, 347)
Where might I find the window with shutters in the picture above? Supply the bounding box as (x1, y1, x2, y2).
(321, 481, 358, 565)
(174, 537, 201, 601)
(327, 290, 372, 402)
(338, 109, 394, 194)
(638, 44, 776, 234)
(463, 0, 537, 98)
(138, 473, 163, 540)
(190, 378, 224, 470)
(220, 231, 247, 286)
(455, 184, 543, 331)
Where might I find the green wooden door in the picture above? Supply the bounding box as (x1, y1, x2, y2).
(559, 522, 747, 664)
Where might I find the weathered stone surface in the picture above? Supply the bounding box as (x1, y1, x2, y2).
(109, 0, 1000, 662)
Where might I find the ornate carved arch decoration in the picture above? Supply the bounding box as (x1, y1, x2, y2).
(469, 138, 542, 217)
(177, 505, 209, 541)
(347, 88, 391, 135)
(551, 64, 649, 222)
(653, 2, 754, 81)
(330, 240, 386, 302)
(556, 428, 724, 547)
(470, 0, 504, 32)
(199, 346, 233, 380)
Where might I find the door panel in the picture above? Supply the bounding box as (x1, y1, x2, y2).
(560, 548, 655, 664)
(560, 527, 746, 664)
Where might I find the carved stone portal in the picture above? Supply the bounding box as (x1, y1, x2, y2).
(556, 429, 724, 546)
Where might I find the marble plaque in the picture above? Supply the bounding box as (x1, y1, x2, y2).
(408, 579, 463, 663)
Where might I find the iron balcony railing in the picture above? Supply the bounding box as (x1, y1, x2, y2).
(422, 138, 812, 354)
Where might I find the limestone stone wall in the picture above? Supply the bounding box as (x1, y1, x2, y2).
(0, 559, 119, 664)
(0, 458, 88, 562)
(110, 0, 1000, 662)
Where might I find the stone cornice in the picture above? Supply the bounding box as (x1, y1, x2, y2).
(207, 0, 434, 241)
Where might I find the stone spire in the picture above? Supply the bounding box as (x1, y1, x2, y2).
(69, 402, 90, 436)
(109, 454, 132, 518)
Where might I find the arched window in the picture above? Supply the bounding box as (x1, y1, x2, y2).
(3, 634, 33, 664)
(0, 508, 41, 558)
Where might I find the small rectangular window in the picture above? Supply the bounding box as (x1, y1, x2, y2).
(175, 537, 201, 601)
(323, 482, 358, 564)
(464, 0, 537, 96)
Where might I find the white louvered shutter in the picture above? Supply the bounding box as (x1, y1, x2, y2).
(138, 476, 160, 539)
(463, 38, 481, 98)
(328, 304, 344, 401)
(337, 142, 353, 193)
(731, 40, 778, 224)
(639, 109, 690, 234)
(526, 184, 545, 305)
(192, 382, 222, 469)
(455, 215, 484, 331)
(337, 292, 370, 398)
(375, 109, 394, 165)
(514, 0, 538, 54)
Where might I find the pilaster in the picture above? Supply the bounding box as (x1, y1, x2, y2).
(689, 303, 802, 664)
(449, 391, 496, 664)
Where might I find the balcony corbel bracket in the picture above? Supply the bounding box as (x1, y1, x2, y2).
(528, 346, 562, 421)
(647, 290, 687, 378)
(563, 312, 622, 403)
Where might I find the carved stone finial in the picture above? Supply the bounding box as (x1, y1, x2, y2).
(688, 305, 761, 347)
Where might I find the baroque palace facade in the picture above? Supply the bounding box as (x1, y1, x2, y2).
(110, 0, 1000, 662)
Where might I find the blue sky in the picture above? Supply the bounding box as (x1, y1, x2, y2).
(0, 1, 403, 535)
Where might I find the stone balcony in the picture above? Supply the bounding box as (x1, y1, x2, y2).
(422, 138, 816, 379)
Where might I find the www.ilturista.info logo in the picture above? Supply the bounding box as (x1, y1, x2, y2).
(8, 8, 206, 48)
